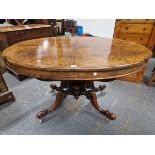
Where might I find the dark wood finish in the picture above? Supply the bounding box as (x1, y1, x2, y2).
(56, 19, 65, 35)
(36, 81, 116, 122)
(2, 36, 152, 121)
(0, 24, 53, 51)
(113, 19, 155, 83)
(0, 33, 9, 52)
(0, 73, 15, 104)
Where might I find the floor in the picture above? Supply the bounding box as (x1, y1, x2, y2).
(0, 71, 155, 135)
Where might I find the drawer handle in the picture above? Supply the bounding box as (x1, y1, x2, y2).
(38, 29, 41, 33)
(143, 28, 146, 31)
(125, 27, 128, 30)
(140, 38, 143, 41)
(123, 38, 126, 40)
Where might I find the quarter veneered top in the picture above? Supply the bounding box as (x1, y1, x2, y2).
(2, 36, 152, 71)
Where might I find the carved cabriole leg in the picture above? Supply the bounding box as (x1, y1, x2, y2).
(85, 90, 116, 120)
(36, 80, 116, 122)
(36, 91, 66, 121)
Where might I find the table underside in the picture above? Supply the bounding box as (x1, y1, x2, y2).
(36, 80, 117, 122)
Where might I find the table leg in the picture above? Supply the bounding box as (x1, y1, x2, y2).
(36, 81, 116, 122)
(36, 91, 66, 122)
(86, 91, 116, 120)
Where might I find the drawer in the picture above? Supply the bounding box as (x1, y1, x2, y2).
(6, 27, 52, 45)
(120, 24, 153, 34)
(118, 33, 150, 46)
(6, 31, 23, 45)
(24, 27, 52, 39)
(118, 19, 155, 24)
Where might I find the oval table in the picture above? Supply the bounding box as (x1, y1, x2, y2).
(2, 36, 152, 122)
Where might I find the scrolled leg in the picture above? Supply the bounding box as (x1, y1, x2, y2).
(87, 91, 116, 120)
(94, 84, 106, 92)
(87, 81, 106, 92)
(50, 83, 61, 91)
(36, 91, 65, 121)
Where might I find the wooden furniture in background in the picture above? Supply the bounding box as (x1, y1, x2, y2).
(0, 73, 15, 104)
(113, 19, 155, 83)
(56, 19, 65, 35)
(2, 37, 152, 122)
(0, 24, 53, 80)
(0, 24, 53, 51)
(6, 19, 60, 36)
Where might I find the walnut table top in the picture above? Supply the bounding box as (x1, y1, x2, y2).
(2, 36, 152, 81)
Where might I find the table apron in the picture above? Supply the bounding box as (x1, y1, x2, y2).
(6, 62, 146, 81)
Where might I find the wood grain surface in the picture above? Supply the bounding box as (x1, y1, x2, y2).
(2, 36, 152, 80)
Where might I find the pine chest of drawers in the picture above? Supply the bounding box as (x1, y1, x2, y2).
(113, 19, 155, 83)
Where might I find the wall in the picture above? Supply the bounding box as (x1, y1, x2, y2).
(76, 19, 115, 38)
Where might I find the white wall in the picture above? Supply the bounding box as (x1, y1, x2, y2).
(76, 19, 115, 38)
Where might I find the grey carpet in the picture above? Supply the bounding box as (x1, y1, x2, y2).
(0, 71, 155, 135)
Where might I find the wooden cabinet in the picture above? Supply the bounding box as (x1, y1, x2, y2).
(113, 19, 155, 83)
(0, 24, 53, 80)
(0, 24, 53, 51)
(119, 24, 153, 34)
(0, 73, 15, 104)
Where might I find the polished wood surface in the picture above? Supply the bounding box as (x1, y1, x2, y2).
(0, 24, 51, 32)
(113, 19, 155, 83)
(2, 36, 152, 80)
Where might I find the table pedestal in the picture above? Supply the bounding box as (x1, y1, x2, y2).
(36, 81, 116, 122)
